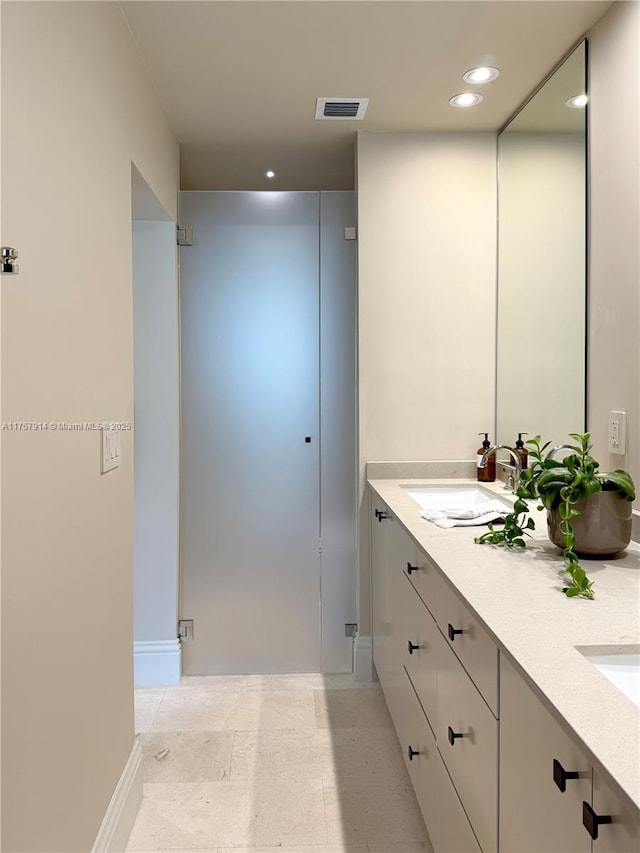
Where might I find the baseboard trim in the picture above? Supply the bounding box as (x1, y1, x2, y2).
(92, 740, 143, 853)
(134, 639, 181, 687)
(354, 634, 373, 682)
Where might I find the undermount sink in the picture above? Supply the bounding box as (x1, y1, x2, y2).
(401, 484, 512, 512)
(580, 648, 640, 709)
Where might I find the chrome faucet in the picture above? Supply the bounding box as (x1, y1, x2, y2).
(479, 445, 522, 493)
(545, 444, 574, 461)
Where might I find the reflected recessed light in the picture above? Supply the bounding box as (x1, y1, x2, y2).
(463, 66, 500, 84)
(265, 170, 276, 179)
(566, 94, 588, 109)
(449, 92, 484, 108)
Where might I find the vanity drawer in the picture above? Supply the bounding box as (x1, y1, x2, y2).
(437, 639, 499, 853)
(402, 536, 439, 616)
(430, 569, 499, 715)
(397, 669, 482, 853)
(397, 572, 443, 727)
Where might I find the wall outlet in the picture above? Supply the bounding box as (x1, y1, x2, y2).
(608, 411, 626, 455)
(178, 619, 194, 640)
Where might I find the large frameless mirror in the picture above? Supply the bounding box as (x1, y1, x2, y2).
(496, 41, 587, 448)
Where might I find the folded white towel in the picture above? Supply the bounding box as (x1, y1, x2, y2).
(420, 500, 509, 529)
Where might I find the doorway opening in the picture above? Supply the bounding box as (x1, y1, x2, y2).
(131, 164, 181, 687)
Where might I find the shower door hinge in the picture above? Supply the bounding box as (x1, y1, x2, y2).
(177, 224, 193, 246)
(345, 623, 358, 638)
(178, 619, 194, 640)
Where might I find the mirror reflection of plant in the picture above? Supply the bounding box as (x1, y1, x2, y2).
(476, 433, 636, 600)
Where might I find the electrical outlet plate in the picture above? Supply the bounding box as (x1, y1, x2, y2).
(178, 619, 194, 640)
(101, 428, 121, 473)
(608, 411, 626, 455)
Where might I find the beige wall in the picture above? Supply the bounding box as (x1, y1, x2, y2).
(357, 131, 497, 633)
(588, 0, 640, 487)
(1, 2, 179, 851)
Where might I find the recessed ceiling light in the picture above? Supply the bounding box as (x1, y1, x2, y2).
(463, 66, 500, 84)
(449, 92, 484, 108)
(565, 94, 588, 109)
(265, 170, 276, 179)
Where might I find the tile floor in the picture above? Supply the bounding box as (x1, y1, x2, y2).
(127, 673, 434, 853)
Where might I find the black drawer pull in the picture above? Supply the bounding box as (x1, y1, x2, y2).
(447, 623, 463, 642)
(582, 801, 612, 840)
(407, 640, 421, 655)
(375, 509, 390, 522)
(447, 726, 464, 746)
(407, 745, 421, 761)
(406, 562, 419, 575)
(553, 758, 580, 793)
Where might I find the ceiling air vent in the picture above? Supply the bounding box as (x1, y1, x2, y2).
(315, 97, 369, 120)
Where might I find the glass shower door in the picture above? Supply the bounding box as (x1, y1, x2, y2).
(179, 191, 321, 674)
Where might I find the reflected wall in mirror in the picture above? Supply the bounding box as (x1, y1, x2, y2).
(496, 42, 586, 447)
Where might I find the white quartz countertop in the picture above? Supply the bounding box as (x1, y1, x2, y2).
(368, 477, 640, 815)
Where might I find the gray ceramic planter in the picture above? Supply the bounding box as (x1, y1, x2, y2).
(547, 490, 633, 556)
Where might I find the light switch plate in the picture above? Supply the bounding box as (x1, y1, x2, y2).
(608, 411, 626, 455)
(101, 428, 121, 473)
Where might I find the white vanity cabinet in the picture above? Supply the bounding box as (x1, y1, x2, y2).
(368, 481, 640, 853)
(500, 654, 640, 853)
(371, 491, 496, 852)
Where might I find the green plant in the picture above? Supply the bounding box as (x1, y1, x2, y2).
(476, 433, 635, 600)
(474, 498, 534, 548)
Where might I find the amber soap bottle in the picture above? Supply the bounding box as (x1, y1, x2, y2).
(515, 433, 529, 469)
(477, 433, 496, 482)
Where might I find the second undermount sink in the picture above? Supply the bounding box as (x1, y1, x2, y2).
(579, 648, 640, 709)
(402, 484, 512, 512)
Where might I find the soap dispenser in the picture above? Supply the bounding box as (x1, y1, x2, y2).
(515, 433, 529, 469)
(477, 433, 496, 483)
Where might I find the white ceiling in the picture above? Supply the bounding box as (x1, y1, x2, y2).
(120, 0, 611, 190)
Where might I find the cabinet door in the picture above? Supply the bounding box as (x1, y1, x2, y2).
(500, 654, 591, 853)
(589, 769, 640, 852)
